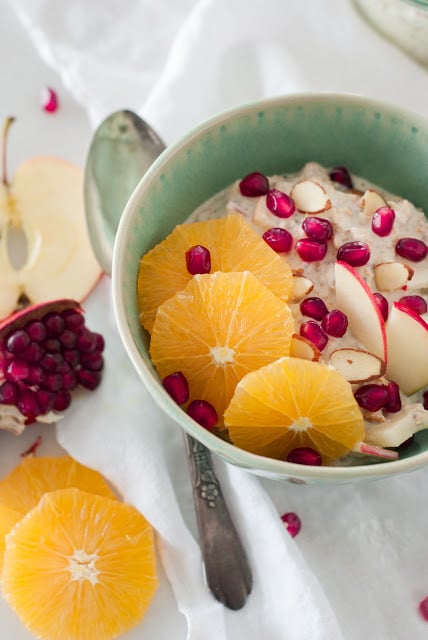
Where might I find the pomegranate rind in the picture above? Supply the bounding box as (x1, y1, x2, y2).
(137, 213, 294, 333)
(0, 299, 81, 340)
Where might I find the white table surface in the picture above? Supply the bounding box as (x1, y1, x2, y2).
(0, 3, 187, 638)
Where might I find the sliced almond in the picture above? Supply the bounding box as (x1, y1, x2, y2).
(290, 274, 314, 301)
(329, 347, 386, 383)
(359, 189, 388, 217)
(290, 180, 331, 214)
(374, 262, 414, 292)
(290, 334, 320, 361)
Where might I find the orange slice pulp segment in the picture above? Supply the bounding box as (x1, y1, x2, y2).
(0, 455, 116, 513)
(1, 488, 158, 640)
(150, 271, 295, 421)
(137, 213, 294, 332)
(224, 356, 365, 461)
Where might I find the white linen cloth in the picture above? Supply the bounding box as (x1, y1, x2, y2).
(8, 1, 428, 638)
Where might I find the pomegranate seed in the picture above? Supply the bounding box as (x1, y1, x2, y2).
(329, 166, 353, 189)
(36, 390, 55, 414)
(299, 321, 328, 351)
(419, 596, 428, 621)
(43, 312, 65, 336)
(265, 189, 295, 218)
(63, 349, 80, 367)
(27, 365, 46, 386)
(371, 206, 395, 237)
(337, 241, 370, 267)
(299, 297, 328, 320)
(62, 370, 77, 391)
(373, 292, 389, 321)
(396, 237, 428, 262)
(17, 389, 40, 418)
(398, 295, 427, 315)
(40, 352, 62, 373)
(302, 216, 333, 242)
(423, 390, 428, 410)
(384, 381, 401, 413)
(77, 329, 97, 353)
(281, 512, 301, 537)
(41, 373, 63, 392)
(78, 369, 101, 390)
(354, 384, 388, 412)
(20, 342, 45, 364)
(93, 333, 105, 351)
(6, 360, 30, 382)
(186, 399, 218, 430)
(239, 171, 269, 197)
(45, 338, 61, 353)
(41, 86, 59, 113)
(287, 447, 322, 465)
(26, 320, 47, 342)
(80, 351, 104, 371)
(295, 238, 327, 262)
(59, 329, 77, 349)
(185, 245, 211, 275)
(321, 309, 348, 337)
(5, 330, 30, 354)
(62, 310, 84, 332)
(163, 371, 189, 404)
(262, 227, 293, 253)
(53, 390, 72, 411)
(0, 381, 18, 404)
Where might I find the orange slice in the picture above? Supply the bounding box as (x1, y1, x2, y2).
(1, 488, 158, 640)
(0, 455, 116, 513)
(224, 356, 364, 461)
(137, 213, 294, 332)
(0, 504, 22, 571)
(150, 271, 294, 420)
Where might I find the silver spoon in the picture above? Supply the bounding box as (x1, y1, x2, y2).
(84, 109, 252, 610)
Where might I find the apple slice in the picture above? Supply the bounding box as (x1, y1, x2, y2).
(290, 334, 320, 361)
(352, 441, 398, 460)
(0, 118, 102, 320)
(385, 301, 428, 395)
(252, 196, 275, 230)
(359, 189, 388, 217)
(290, 180, 331, 214)
(374, 262, 413, 291)
(329, 348, 386, 383)
(364, 404, 428, 448)
(335, 261, 387, 361)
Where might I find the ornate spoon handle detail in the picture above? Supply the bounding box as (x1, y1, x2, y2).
(185, 435, 253, 610)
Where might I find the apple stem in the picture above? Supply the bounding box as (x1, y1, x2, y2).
(2, 116, 16, 188)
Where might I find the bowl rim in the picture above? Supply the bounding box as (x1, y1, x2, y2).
(112, 91, 428, 481)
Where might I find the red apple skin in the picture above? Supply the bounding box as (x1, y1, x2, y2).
(394, 301, 428, 330)
(335, 261, 387, 362)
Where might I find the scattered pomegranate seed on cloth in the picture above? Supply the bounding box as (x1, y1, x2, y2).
(41, 86, 59, 113)
(281, 512, 301, 537)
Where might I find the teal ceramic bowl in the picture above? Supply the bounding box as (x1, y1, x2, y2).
(112, 93, 428, 484)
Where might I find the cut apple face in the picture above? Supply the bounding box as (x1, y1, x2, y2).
(0, 119, 102, 320)
(385, 301, 428, 395)
(334, 261, 387, 362)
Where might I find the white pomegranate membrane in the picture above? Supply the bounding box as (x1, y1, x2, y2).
(186, 162, 428, 465)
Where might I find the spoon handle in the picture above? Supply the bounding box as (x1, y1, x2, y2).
(185, 435, 252, 610)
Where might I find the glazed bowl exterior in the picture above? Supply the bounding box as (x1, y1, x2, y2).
(112, 93, 428, 484)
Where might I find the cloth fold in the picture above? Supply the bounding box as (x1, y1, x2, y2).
(8, 0, 428, 638)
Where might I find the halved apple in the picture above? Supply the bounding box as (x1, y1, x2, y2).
(386, 301, 428, 395)
(335, 261, 387, 361)
(0, 118, 102, 320)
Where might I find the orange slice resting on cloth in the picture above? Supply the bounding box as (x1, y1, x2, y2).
(224, 356, 364, 462)
(1, 488, 158, 640)
(150, 271, 295, 421)
(137, 213, 294, 332)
